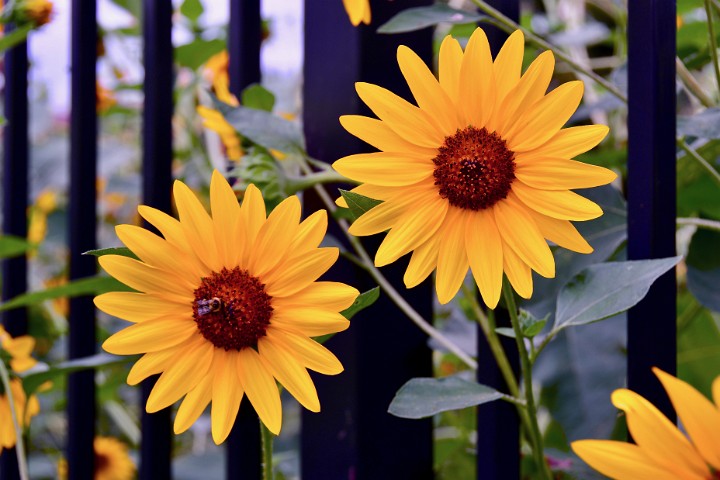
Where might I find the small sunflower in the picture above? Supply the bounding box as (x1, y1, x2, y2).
(0, 379, 39, 455)
(58, 436, 135, 480)
(97, 171, 358, 443)
(0, 326, 37, 373)
(343, 0, 371, 26)
(572, 368, 720, 480)
(333, 28, 616, 307)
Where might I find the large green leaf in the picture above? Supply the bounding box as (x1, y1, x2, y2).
(180, 0, 203, 23)
(338, 190, 382, 220)
(340, 287, 379, 320)
(20, 354, 132, 397)
(83, 247, 137, 259)
(388, 375, 503, 419)
(219, 102, 305, 155)
(176, 39, 225, 70)
(241, 84, 276, 112)
(0, 235, 33, 259)
(553, 257, 681, 330)
(377, 5, 484, 34)
(0, 276, 132, 312)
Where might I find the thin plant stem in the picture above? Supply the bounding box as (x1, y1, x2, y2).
(260, 421, 274, 480)
(469, 0, 627, 102)
(285, 170, 355, 195)
(677, 57, 715, 108)
(503, 281, 553, 480)
(677, 217, 720, 232)
(678, 139, 720, 186)
(705, 0, 720, 95)
(0, 362, 29, 480)
(298, 157, 479, 370)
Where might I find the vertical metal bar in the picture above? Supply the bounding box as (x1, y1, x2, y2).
(226, 1, 262, 478)
(627, 1, 677, 418)
(139, 1, 174, 478)
(0, 15, 29, 480)
(67, 1, 98, 478)
(302, 1, 434, 478)
(477, 5, 521, 478)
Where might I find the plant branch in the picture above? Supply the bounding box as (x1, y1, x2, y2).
(706, 0, 720, 96)
(260, 421, 274, 480)
(0, 362, 29, 480)
(678, 139, 720, 186)
(677, 217, 720, 232)
(677, 57, 715, 108)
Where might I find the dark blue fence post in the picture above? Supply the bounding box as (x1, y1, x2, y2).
(67, 1, 98, 478)
(0, 14, 29, 480)
(139, 1, 174, 478)
(226, 0, 262, 478)
(627, 1, 677, 418)
(302, 1, 434, 478)
(475, 4, 521, 479)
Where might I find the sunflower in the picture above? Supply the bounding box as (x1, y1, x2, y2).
(343, 0, 371, 26)
(96, 171, 358, 443)
(333, 28, 616, 308)
(58, 436, 135, 480)
(0, 378, 39, 455)
(572, 368, 720, 480)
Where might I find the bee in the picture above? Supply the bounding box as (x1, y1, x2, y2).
(196, 297, 222, 316)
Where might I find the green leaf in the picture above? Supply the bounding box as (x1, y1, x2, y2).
(180, 0, 203, 23)
(0, 276, 132, 312)
(338, 190, 382, 220)
(341, 287, 379, 320)
(0, 24, 32, 53)
(519, 309, 548, 338)
(241, 84, 276, 112)
(0, 235, 33, 259)
(388, 375, 503, 419)
(377, 5, 484, 34)
(20, 354, 132, 397)
(218, 102, 305, 155)
(175, 39, 225, 70)
(83, 247, 138, 260)
(494, 327, 515, 338)
(553, 257, 682, 330)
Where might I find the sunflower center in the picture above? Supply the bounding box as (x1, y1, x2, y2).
(94, 452, 110, 475)
(432, 126, 516, 211)
(192, 267, 273, 351)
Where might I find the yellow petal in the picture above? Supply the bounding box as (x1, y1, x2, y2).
(404, 234, 441, 289)
(342, 0, 369, 26)
(493, 30, 525, 106)
(273, 282, 359, 312)
(339, 115, 436, 156)
(356, 82, 444, 148)
(524, 124, 609, 159)
(265, 327, 343, 375)
(654, 368, 720, 470)
(438, 35, 464, 104)
(94, 292, 188, 323)
(435, 208, 469, 304)
(611, 388, 710, 478)
(515, 157, 617, 190)
(270, 308, 350, 337)
(503, 241, 533, 299)
(146, 342, 214, 413)
(466, 209, 503, 309)
(237, 184, 266, 267)
(571, 440, 685, 480)
(173, 180, 221, 271)
(348, 187, 422, 237)
(137, 205, 194, 254)
(259, 337, 320, 411)
(174, 374, 213, 434)
(98, 255, 193, 302)
(210, 170, 241, 267)
(237, 348, 282, 435)
(249, 195, 301, 277)
(264, 248, 339, 298)
(333, 152, 434, 186)
(506, 81, 584, 152)
(127, 347, 182, 385)
(397, 45, 458, 135)
(288, 209, 327, 254)
(512, 181, 603, 221)
(494, 196, 555, 278)
(526, 209, 593, 254)
(211, 352, 244, 444)
(3, 336, 34, 357)
(102, 317, 198, 355)
(458, 28, 495, 128)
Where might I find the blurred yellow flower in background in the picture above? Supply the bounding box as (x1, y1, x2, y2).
(16, 0, 53, 27)
(343, 0, 371, 26)
(58, 436, 135, 480)
(573, 368, 720, 480)
(96, 81, 117, 114)
(0, 326, 37, 373)
(0, 379, 39, 455)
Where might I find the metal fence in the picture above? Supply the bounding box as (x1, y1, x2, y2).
(0, 0, 676, 478)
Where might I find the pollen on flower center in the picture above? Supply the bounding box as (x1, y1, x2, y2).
(192, 267, 273, 351)
(432, 126, 516, 211)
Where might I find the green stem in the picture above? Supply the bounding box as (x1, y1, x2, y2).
(469, 0, 627, 102)
(676, 57, 715, 108)
(502, 281, 552, 480)
(678, 139, 720, 186)
(0, 362, 29, 480)
(260, 421, 274, 480)
(705, 0, 720, 96)
(285, 170, 356, 195)
(677, 217, 720, 232)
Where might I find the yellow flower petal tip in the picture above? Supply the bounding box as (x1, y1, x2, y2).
(95, 170, 353, 442)
(342, 0, 371, 26)
(335, 27, 614, 307)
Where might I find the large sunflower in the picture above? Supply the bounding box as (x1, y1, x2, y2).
(572, 368, 720, 480)
(97, 171, 358, 443)
(333, 28, 616, 308)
